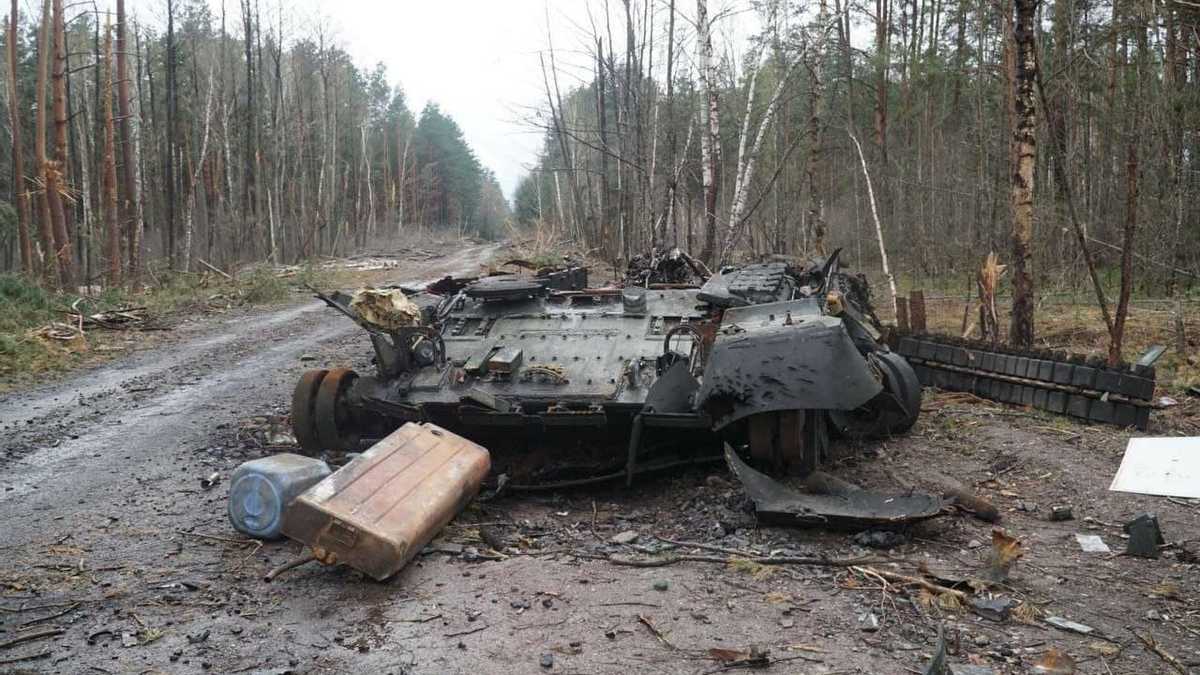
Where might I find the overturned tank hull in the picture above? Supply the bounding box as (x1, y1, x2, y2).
(291, 251, 921, 486)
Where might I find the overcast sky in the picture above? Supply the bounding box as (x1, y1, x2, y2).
(89, 1, 760, 200)
(275, 0, 756, 200)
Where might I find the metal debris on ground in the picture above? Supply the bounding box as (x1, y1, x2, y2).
(724, 445, 944, 529)
(1123, 513, 1165, 558)
(1049, 505, 1073, 521)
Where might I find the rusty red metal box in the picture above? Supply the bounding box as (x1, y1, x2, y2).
(282, 422, 490, 580)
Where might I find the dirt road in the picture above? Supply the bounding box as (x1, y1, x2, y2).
(2, 244, 1198, 674)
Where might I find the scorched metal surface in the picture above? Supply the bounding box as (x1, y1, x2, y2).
(292, 251, 921, 482)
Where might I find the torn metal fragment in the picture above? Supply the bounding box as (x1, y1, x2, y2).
(724, 445, 944, 529)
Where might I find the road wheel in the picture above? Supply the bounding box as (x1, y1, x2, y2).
(746, 410, 826, 477)
(876, 352, 921, 433)
(291, 369, 327, 456)
(315, 368, 360, 452)
(829, 352, 922, 439)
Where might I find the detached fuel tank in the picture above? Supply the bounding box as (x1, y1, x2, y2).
(282, 422, 491, 580)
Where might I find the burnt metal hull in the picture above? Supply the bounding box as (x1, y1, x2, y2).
(293, 256, 921, 484)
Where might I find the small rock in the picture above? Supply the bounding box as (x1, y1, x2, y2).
(967, 539, 984, 549)
(610, 530, 639, 545)
(973, 634, 990, 647)
(299, 354, 317, 362)
(652, 580, 669, 592)
(859, 613, 879, 632)
(1016, 500, 1039, 513)
(1145, 609, 1162, 621)
(779, 618, 794, 628)
(540, 653, 554, 668)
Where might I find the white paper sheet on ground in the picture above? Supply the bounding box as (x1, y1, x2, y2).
(1075, 533, 1111, 553)
(1109, 436, 1200, 498)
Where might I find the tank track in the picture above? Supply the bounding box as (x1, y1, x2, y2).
(893, 333, 1156, 430)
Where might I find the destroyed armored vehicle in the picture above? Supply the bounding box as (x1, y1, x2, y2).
(292, 251, 921, 485)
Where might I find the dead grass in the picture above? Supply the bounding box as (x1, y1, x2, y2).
(876, 283, 1199, 392)
(0, 263, 333, 389)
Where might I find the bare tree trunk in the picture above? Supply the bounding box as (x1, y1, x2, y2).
(596, 38, 613, 257)
(807, 0, 830, 254)
(660, 0, 678, 250)
(115, 0, 143, 285)
(1009, 0, 1038, 348)
(850, 129, 898, 317)
(241, 0, 256, 242)
(720, 57, 797, 263)
(49, 0, 74, 288)
(696, 0, 720, 265)
(165, 0, 178, 268)
(361, 124, 374, 238)
(101, 23, 120, 287)
(34, 0, 57, 284)
(181, 66, 217, 272)
(1032, 44, 1112, 333)
(6, 2, 33, 274)
(874, 0, 890, 165)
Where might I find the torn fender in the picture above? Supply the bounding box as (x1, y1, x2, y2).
(697, 320, 882, 429)
(725, 445, 945, 529)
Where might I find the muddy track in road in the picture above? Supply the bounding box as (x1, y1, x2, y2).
(0, 243, 499, 497)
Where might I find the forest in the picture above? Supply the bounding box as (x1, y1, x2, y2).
(3, 0, 1199, 362)
(515, 0, 1199, 358)
(0, 0, 508, 288)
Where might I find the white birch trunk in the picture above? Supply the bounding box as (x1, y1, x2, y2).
(848, 129, 897, 317)
(181, 65, 216, 272)
(719, 60, 798, 262)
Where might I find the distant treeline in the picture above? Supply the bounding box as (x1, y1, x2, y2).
(0, 0, 507, 288)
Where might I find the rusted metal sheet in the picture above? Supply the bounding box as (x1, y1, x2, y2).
(725, 445, 944, 529)
(282, 422, 490, 580)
